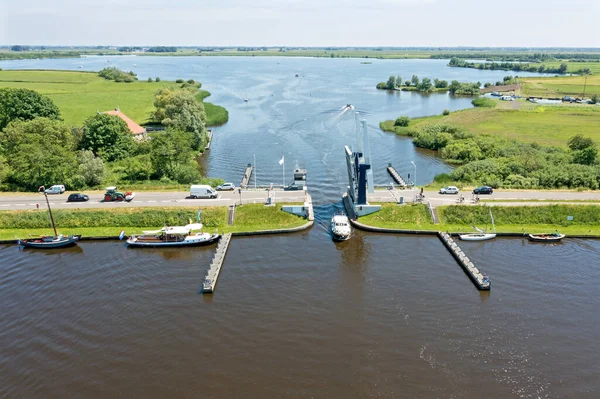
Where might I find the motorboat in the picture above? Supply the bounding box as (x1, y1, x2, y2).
(19, 186, 81, 249)
(126, 223, 220, 247)
(527, 233, 565, 243)
(345, 104, 353, 109)
(459, 207, 497, 241)
(331, 213, 351, 241)
(20, 234, 81, 248)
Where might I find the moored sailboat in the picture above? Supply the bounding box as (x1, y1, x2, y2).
(20, 186, 81, 249)
(459, 207, 497, 241)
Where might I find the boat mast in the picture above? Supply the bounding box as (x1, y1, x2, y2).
(39, 186, 58, 237)
(489, 206, 496, 233)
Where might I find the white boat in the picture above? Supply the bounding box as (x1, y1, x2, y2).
(459, 207, 497, 241)
(527, 233, 565, 243)
(126, 223, 220, 248)
(331, 213, 351, 241)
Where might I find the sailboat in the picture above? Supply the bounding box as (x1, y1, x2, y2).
(244, 92, 248, 102)
(19, 186, 81, 248)
(459, 207, 497, 241)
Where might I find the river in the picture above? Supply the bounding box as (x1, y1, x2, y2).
(0, 57, 598, 398)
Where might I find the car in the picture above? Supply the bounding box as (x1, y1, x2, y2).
(562, 96, 576, 103)
(67, 193, 89, 202)
(216, 182, 236, 191)
(439, 186, 459, 194)
(473, 186, 493, 194)
(44, 185, 65, 194)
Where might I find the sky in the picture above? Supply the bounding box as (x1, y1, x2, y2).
(1, 0, 599, 47)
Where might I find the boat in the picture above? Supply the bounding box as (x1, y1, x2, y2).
(19, 186, 81, 249)
(527, 233, 565, 242)
(459, 207, 497, 241)
(126, 223, 220, 248)
(331, 213, 351, 241)
(295, 73, 300, 77)
(345, 104, 354, 109)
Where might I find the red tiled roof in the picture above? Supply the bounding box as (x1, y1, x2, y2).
(103, 109, 146, 135)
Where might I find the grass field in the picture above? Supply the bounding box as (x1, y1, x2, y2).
(359, 203, 600, 236)
(381, 102, 600, 147)
(0, 204, 307, 240)
(542, 61, 600, 75)
(0, 70, 228, 127)
(520, 75, 600, 97)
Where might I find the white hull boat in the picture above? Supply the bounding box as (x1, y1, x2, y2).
(331, 213, 351, 241)
(126, 223, 220, 248)
(459, 207, 496, 242)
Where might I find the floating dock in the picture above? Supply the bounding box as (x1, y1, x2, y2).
(240, 164, 253, 188)
(201, 233, 232, 293)
(386, 164, 408, 188)
(437, 232, 490, 290)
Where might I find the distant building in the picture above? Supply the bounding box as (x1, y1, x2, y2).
(102, 108, 147, 139)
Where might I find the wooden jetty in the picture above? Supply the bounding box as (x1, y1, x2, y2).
(201, 233, 232, 293)
(240, 164, 253, 188)
(437, 232, 490, 290)
(386, 163, 407, 188)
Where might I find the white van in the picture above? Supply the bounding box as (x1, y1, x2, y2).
(189, 184, 218, 199)
(45, 185, 65, 194)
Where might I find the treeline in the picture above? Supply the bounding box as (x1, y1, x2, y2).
(0, 87, 212, 191)
(0, 51, 82, 60)
(449, 57, 592, 75)
(147, 46, 177, 53)
(98, 67, 138, 82)
(376, 75, 480, 95)
(403, 123, 600, 189)
(117, 47, 142, 52)
(432, 53, 600, 62)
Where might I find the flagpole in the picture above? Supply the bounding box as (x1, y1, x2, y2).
(282, 156, 285, 188)
(253, 153, 257, 189)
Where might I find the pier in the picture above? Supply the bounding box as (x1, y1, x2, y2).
(201, 233, 232, 293)
(386, 163, 408, 188)
(437, 232, 491, 290)
(240, 164, 253, 188)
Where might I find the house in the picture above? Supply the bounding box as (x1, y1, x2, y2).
(102, 108, 147, 139)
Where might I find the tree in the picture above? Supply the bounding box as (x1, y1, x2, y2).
(78, 150, 105, 186)
(147, 77, 153, 82)
(572, 147, 597, 166)
(0, 88, 61, 130)
(434, 79, 448, 88)
(558, 63, 568, 74)
(80, 114, 133, 162)
(418, 78, 433, 93)
(0, 118, 78, 190)
(394, 116, 411, 127)
(396, 76, 402, 87)
(151, 88, 207, 150)
(411, 75, 420, 87)
(150, 129, 200, 182)
(155, 77, 161, 82)
(404, 80, 411, 87)
(568, 134, 595, 151)
(591, 94, 599, 104)
(386, 76, 396, 90)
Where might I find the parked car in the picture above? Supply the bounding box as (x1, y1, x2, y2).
(439, 186, 459, 194)
(562, 96, 576, 103)
(499, 95, 514, 101)
(473, 186, 493, 194)
(44, 185, 65, 194)
(216, 182, 236, 191)
(67, 193, 89, 202)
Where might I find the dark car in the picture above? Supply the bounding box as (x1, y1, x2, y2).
(67, 193, 89, 202)
(473, 186, 493, 195)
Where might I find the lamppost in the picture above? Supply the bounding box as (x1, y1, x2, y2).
(410, 161, 417, 188)
(238, 188, 242, 205)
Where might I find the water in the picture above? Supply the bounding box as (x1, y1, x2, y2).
(1, 235, 599, 398)
(1, 57, 597, 397)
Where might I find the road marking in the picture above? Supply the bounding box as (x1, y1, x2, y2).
(15, 203, 26, 206)
(147, 200, 156, 203)
(0, 204, 9, 207)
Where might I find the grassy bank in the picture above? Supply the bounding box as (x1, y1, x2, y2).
(520, 75, 600, 97)
(359, 203, 600, 236)
(381, 103, 600, 147)
(195, 90, 229, 126)
(0, 70, 228, 127)
(0, 205, 307, 240)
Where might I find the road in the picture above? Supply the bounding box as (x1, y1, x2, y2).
(368, 189, 600, 206)
(0, 189, 307, 210)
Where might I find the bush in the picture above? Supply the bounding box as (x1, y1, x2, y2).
(471, 97, 496, 108)
(147, 77, 153, 82)
(591, 94, 599, 104)
(443, 109, 450, 116)
(187, 79, 195, 84)
(376, 82, 387, 89)
(394, 116, 410, 127)
(98, 67, 137, 83)
(155, 77, 161, 82)
(176, 79, 184, 83)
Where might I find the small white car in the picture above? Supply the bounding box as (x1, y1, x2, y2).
(45, 185, 65, 194)
(439, 186, 459, 194)
(216, 182, 236, 191)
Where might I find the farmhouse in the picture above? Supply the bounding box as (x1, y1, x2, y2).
(102, 108, 146, 138)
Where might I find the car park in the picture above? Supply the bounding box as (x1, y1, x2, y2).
(439, 186, 459, 194)
(473, 186, 493, 194)
(67, 193, 89, 202)
(216, 182, 236, 191)
(44, 185, 65, 194)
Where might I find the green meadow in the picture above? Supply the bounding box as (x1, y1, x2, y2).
(520, 74, 600, 97)
(0, 70, 228, 127)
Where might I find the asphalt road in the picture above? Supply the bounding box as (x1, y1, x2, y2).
(0, 190, 307, 210)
